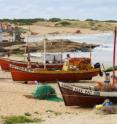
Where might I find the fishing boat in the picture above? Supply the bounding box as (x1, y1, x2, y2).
(10, 50, 102, 82)
(9, 46, 102, 82)
(0, 57, 63, 71)
(58, 27, 117, 107)
(0, 37, 64, 71)
(10, 64, 100, 82)
(9, 31, 102, 82)
(58, 81, 117, 107)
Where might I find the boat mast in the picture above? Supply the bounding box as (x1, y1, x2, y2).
(44, 38, 46, 69)
(90, 44, 92, 65)
(61, 40, 63, 63)
(25, 25, 30, 61)
(113, 27, 117, 84)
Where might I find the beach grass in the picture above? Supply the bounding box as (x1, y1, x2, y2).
(3, 115, 43, 124)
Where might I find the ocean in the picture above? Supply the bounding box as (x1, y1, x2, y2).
(25, 32, 116, 67)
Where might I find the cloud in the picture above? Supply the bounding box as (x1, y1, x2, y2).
(0, 0, 116, 20)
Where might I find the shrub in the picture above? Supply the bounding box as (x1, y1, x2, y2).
(85, 19, 94, 21)
(56, 21, 71, 26)
(49, 18, 61, 22)
(3, 115, 41, 124)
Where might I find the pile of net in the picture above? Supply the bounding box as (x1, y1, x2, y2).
(32, 84, 63, 102)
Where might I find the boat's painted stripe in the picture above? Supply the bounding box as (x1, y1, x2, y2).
(10, 64, 99, 74)
(59, 82, 117, 97)
(59, 82, 100, 96)
(100, 92, 117, 97)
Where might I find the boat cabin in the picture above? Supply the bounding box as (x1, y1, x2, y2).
(25, 52, 63, 64)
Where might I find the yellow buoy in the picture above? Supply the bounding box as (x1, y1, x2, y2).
(96, 104, 103, 110)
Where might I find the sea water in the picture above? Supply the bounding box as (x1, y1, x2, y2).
(26, 32, 115, 67)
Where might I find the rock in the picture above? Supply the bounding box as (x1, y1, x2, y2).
(2, 39, 99, 54)
(0, 47, 7, 56)
(28, 39, 99, 52)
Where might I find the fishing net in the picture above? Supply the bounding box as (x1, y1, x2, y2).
(32, 84, 63, 102)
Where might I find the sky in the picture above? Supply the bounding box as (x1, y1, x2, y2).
(0, 0, 117, 20)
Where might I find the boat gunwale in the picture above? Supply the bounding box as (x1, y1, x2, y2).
(58, 82, 117, 97)
(10, 64, 100, 74)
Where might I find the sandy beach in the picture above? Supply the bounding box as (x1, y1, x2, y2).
(1, 0, 117, 123)
(22, 25, 103, 36)
(0, 56, 117, 124)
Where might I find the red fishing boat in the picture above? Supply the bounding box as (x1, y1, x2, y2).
(0, 58, 63, 71)
(10, 55, 102, 82)
(10, 64, 100, 82)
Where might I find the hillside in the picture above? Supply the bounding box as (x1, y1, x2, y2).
(1, 19, 117, 36)
(21, 20, 117, 35)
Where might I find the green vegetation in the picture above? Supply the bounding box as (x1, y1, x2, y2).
(59, 21, 71, 26)
(3, 115, 43, 124)
(46, 110, 54, 113)
(54, 112, 62, 116)
(45, 110, 62, 116)
(104, 20, 117, 23)
(85, 19, 94, 21)
(0, 18, 46, 25)
(55, 21, 71, 26)
(12, 52, 24, 57)
(49, 18, 61, 22)
(0, 18, 117, 31)
(24, 112, 31, 116)
(68, 20, 115, 31)
(12, 49, 24, 54)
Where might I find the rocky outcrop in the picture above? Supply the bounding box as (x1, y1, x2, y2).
(3, 39, 99, 54)
(27, 39, 99, 52)
(0, 41, 25, 47)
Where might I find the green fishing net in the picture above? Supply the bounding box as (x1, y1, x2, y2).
(32, 84, 63, 102)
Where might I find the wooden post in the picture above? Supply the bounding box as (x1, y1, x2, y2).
(61, 40, 64, 63)
(43, 38, 46, 70)
(113, 27, 117, 84)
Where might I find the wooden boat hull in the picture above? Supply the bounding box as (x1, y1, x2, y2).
(58, 82, 117, 107)
(0, 58, 10, 70)
(10, 66, 100, 82)
(0, 58, 63, 71)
